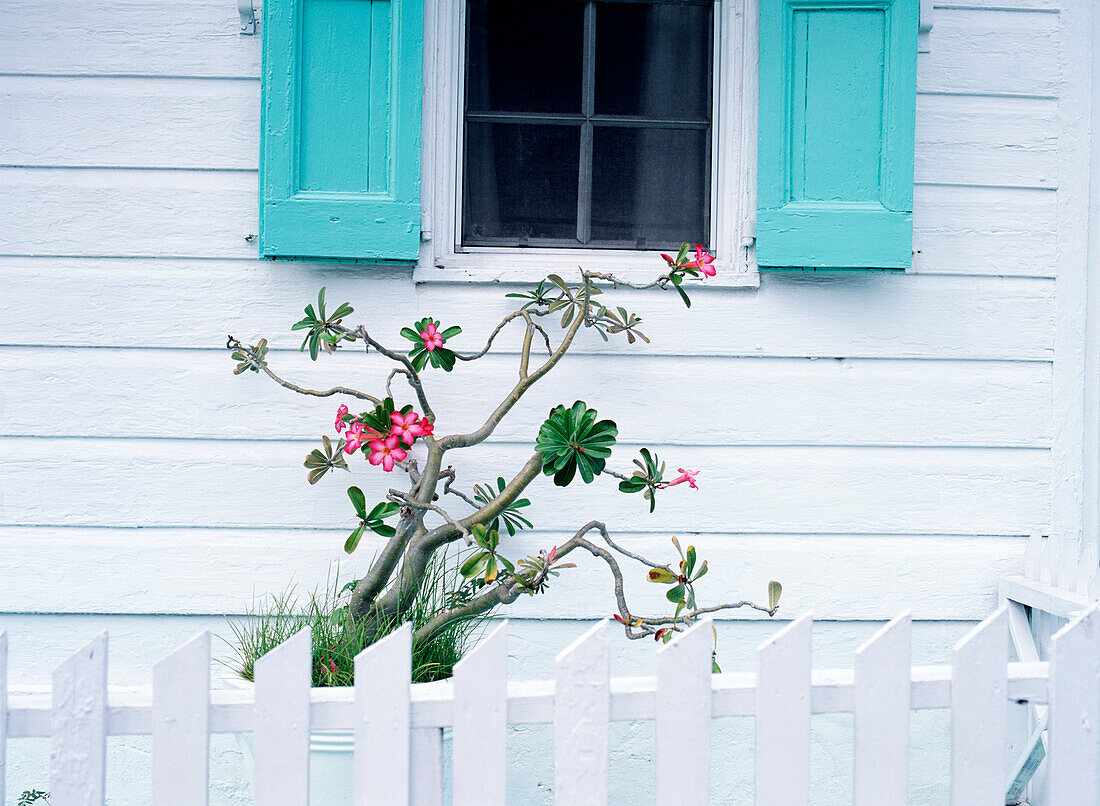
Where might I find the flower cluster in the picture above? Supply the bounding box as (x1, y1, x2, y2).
(661, 244, 716, 277)
(335, 403, 434, 471)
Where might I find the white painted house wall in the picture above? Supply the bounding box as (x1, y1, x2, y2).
(0, 0, 1092, 802)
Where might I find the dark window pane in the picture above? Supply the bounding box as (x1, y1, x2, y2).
(463, 123, 580, 243)
(466, 0, 585, 114)
(590, 126, 709, 247)
(594, 2, 712, 120)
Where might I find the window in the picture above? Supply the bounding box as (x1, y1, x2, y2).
(461, 0, 714, 251)
(421, 0, 757, 282)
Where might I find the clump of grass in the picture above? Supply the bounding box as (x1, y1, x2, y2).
(225, 556, 486, 686)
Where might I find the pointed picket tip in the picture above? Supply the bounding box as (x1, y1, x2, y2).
(1050, 602, 1100, 649)
(355, 622, 411, 668)
(255, 626, 312, 673)
(454, 619, 508, 674)
(555, 618, 610, 666)
(856, 611, 911, 658)
(952, 604, 1007, 656)
(154, 630, 210, 675)
(760, 612, 813, 656)
(656, 616, 714, 658)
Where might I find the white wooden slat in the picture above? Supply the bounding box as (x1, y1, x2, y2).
(0, 632, 6, 802)
(452, 622, 508, 806)
(1025, 533, 1043, 581)
(0, 259, 1056, 360)
(0, 529, 1029, 621)
(755, 615, 813, 806)
(3, 80, 1058, 190)
(50, 631, 108, 806)
(0, 440, 1050, 537)
(354, 625, 412, 806)
(252, 628, 311, 806)
(410, 728, 444, 806)
(0, 0, 261, 78)
(0, 348, 1053, 448)
(656, 618, 714, 805)
(554, 619, 610, 806)
(152, 630, 210, 805)
(950, 606, 1008, 806)
(0, 170, 1057, 277)
(1048, 605, 1100, 805)
(853, 612, 911, 806)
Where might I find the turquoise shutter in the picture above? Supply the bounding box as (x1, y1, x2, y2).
(757, 0, 918, 270)
(260, 0, 422, 262)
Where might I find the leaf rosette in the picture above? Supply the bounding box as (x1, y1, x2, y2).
(535, 401, 617, 486)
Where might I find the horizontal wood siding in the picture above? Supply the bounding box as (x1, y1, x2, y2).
(0, 0, 1062, 628)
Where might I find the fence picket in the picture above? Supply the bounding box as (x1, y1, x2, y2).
(554, 619, 610, 806)
(951, 606, 1007, 806)
(453, 621, 508, 806)
(354, 624, 412, 806)
(854, 612, 911, 806)
(656, 618, 713, 804)
(152, 631, 210, 805)
(253, 627, 311, 806)
(756, 615, 813, 806)
(51, 632, 108, 806)
(1049, 605, 1100, 805)
(0, 632, 6, 802)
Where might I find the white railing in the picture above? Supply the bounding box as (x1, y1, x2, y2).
(3, 607, 1100, 805)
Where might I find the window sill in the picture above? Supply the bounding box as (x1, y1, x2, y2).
(415, 249, 760, 289)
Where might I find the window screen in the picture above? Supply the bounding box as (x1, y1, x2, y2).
(462, 0, 714, 250)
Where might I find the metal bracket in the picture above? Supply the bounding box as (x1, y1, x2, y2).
(918, 0, 933, 53)
(239, 0, 257, 35)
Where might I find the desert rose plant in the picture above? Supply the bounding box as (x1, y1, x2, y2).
(227, 244, 780, 669)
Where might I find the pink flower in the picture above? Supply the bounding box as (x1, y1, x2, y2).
(420, 322, 445, 352)
(662, 468, 699, 489)
(368, 434, 407, 472)
(343, 421, 365, 454)
(390, 411, 424, 446)
(684, 245, 716, 277)
(417, 419, 435, 437)
(660, 252, 679, 268)
(335, 404, 349, 433)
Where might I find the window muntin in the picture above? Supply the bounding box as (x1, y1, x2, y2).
(461, 0, 714, 250)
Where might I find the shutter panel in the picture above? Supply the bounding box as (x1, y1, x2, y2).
(260, 0, 422, 262)
(757, 0, 917, 270)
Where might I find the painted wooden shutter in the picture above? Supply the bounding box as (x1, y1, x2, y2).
(757, 0, 918, 270)
(260, 0, 422, 262)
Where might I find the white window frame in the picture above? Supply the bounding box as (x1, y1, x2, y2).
(415, 0, 759, 288)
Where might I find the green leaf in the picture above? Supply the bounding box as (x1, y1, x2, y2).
(674, 284, 692, 308)
(768, 580, 782, 611)
(400, 326, 422, 343)
(666, 583, 686, 604)
(460, 551, 489, 579)
(369, 523, 397, 537)
(685, 545, 697, 577)
(347, 486, 367, 519)
(441, 325, 462, 340)
(344, 524, 365, 554)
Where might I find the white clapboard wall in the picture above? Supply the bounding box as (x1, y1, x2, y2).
(0, 0, 1075, 631)
(4, 609, 1100, 805)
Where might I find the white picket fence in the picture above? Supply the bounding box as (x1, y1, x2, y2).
(3, 608, 1100, 805)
